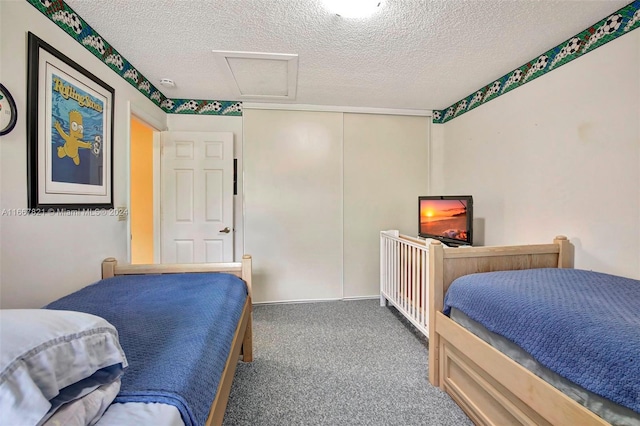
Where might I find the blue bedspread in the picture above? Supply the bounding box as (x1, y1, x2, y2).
(443, 268, 640, 414)
(46, 272, 248, 426)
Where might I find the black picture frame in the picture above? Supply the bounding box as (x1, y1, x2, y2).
(0, 83, 18, 136)
(27, 32, 114, 211)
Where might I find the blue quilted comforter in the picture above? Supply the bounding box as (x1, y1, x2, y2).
(46, 272, 248, 426)
(443, 268, 640, 414)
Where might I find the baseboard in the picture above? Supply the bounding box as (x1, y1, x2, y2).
(253, 295, 379, 305)
(342, 295, 380, 301)
(253, 298, 341, 306)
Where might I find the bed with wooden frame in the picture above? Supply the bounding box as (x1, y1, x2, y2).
(427, 236, 631, 426)
(100, 255, 253, 426)
(0, 256, 253, 426)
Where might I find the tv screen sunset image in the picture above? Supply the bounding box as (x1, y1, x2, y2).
(420, 199, 468, 241)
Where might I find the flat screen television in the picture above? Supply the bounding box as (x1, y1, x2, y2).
(418, 195, 473, 246)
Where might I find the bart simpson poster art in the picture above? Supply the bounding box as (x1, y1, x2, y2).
(50, 73, 104, 186)
(28, 32, 113, 210)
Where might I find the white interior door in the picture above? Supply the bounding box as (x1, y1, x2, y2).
(161, 131, 234, 263)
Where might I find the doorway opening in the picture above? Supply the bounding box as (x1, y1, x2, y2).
(130, 117, 155, 264)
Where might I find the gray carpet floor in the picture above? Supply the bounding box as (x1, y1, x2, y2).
(222, 299, 473, 426)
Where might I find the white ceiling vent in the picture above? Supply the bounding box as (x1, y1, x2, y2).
(212, 50, 298, 100)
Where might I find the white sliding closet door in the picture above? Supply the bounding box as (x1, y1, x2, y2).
(243, 109, 343, 303)
(343, 113, 430, 298)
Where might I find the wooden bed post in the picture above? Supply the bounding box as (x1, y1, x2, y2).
(102, 257, 117, 279)
(240, 255, 253, 362)
(428, 241, 444, 386)
(554, 235, 574, 269)
(241, 255, 252, 296)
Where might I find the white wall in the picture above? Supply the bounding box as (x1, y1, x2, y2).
(165, 115, 244, 261)
(0, 1, 167, 308)
(435, 31, 640, 279)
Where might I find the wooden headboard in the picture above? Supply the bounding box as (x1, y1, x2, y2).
(429, 235, 573, 302)
(101, 255, 253, 296)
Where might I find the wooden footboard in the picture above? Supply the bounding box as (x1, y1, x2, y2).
(101, 255, 254, 426)
(427, 237, 610, 425)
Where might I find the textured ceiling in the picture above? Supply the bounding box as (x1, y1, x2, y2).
(63, 0, 631, 111)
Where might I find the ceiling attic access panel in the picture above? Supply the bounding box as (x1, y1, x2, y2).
(212, 51, 299, 101)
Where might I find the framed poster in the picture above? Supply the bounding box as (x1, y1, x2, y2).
(27, 32, 113, 211)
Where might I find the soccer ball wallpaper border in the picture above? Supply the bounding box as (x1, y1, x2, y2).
(27, 0, 640, 121)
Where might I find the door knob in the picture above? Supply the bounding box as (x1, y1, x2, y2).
(219, 227, 231, 233)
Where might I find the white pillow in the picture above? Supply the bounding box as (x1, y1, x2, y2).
(42, 379, 121, 426)
(0, 309, 127, 425)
